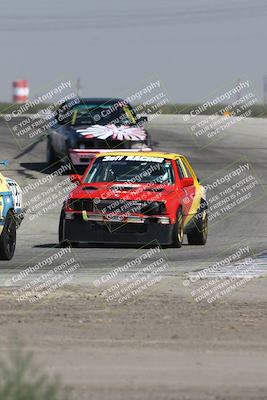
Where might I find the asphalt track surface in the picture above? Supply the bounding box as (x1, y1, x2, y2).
(0, 115, 267, 285)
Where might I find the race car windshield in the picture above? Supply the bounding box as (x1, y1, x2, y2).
(68, 103, 137, 126)
(84, 156, 175, 184)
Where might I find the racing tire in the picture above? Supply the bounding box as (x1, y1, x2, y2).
(58, 208, 65, 244)
(171, 207, 184, 248)
(46, 138, 57, 165)
(187, 202, 208, 245)
(0, 211, 16, 260)
(58, 209, 79, 248)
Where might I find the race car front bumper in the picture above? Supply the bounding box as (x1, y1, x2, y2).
(63, 214, 174, 245)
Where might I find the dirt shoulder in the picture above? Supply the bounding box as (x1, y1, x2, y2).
(1, 278, 267, 399)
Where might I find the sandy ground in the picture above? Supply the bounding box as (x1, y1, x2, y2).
(1, 276, 267, 400)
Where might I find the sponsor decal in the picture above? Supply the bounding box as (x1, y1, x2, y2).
(76, 124, 146, 141)
(102, 155, 164, 163)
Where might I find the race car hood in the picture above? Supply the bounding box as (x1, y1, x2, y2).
(70, 124, 147, 141)
(69, 182, 175, 202)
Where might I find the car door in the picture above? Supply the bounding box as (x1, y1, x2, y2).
(53, 104, 71, 157)
(175, 158, 194, 217)
(57, 125, 69, 157)
(180, 156, 202, 218)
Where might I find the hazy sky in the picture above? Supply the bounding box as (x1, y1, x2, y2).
(1, 0, 267, 103)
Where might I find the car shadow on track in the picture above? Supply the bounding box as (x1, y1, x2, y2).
(20, 162, 73, 175)
(33, 243, 163, 249)
(20, 162, 48, 173)
(20, 162, 87, 175)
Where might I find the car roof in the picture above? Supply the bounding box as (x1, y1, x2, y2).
(96, 151, 183, 160)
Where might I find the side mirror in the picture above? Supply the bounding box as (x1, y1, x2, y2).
(138, 116, 148, 123)
(70, 174, 82, 186)
(181, 177, 194, 188)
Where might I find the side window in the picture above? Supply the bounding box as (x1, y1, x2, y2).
(181, 158, 195, 178)
(176, 160, 186, 178)
(182, 163, 192, 178)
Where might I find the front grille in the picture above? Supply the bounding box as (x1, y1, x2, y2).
(142, 202, 166, 215)
(69, 199, 93, 211)
(69, 198, 166, 215)
(94, 199, 166, 215)
(93, 222, 147, 234)
(77, 139, 134, 150)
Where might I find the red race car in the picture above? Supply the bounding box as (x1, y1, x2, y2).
(59, 151, 208, 247)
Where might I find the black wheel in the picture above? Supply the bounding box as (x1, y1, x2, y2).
(46, 138, 57, 164)
(58, 209, 79, 248)
(0, 211, 16, 260)
(58, 208, 65, 244)
(171, 207, 184, 248)
(187, 202, 208, 245)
